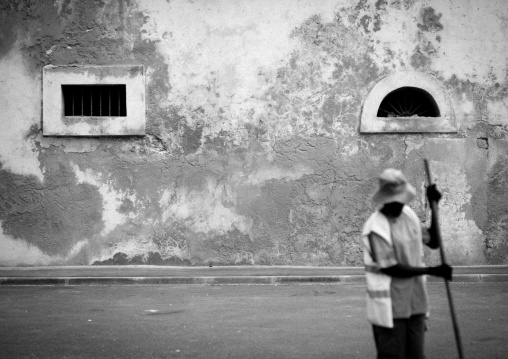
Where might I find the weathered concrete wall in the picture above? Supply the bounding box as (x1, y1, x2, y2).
(0, 0, 507, 266)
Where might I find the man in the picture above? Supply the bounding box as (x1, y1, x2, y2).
(361, 168, 452, 359)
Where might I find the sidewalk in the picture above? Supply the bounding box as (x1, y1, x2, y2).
(1, 265, 508, 285)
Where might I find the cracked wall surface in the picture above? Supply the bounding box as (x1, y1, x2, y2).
(0, 0, 507, 266)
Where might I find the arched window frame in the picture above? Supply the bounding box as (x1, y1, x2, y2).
(360, 71, 457, 133)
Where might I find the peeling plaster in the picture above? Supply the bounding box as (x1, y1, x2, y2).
(366, 0, 508, 86)
(404, 137, 425, 154)
(425, 0, 508, 85)
(426, 161, 486, 265)
(0, 222, 53, 266)
(486, 140, 508, 264)
(245, 164, 314, 185)
(457, 92, 475, 119)
(159, 178, 253, 236)
(0, 221, 88, 266)
(0, 48, 43, 182)
(91, 236, 158, 264)
(72, 163, 135, 236)
(368, 2, 421, 70)
(420, 138, 489, 265)
(487, 98, 508, 127)
(40, 138, 101, 153)
(0, 0, 507, 266)
(138, 0, 354, 134)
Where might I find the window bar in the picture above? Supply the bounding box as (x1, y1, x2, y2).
(99, 87, 102, 116)
(81, 87, 83, 116)
(90, 89, 92, 116)
(108, 87, 111, 116)
(71, 88, 75, 116)
(118, 87, 120, 116)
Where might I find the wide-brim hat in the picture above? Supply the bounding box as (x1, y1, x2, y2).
(372, 168, 416, 204)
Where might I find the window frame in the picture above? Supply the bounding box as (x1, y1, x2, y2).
(360, 71, 457, 133)
(42, 65, 145, 136)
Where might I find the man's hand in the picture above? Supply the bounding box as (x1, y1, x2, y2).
(427, 184, 442, 204)
(428, 264, 453, 281)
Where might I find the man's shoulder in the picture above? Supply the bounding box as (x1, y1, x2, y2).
(362, 210, 391, 241)
(402, 205, 420, 223)
(363, 210, 382, 231)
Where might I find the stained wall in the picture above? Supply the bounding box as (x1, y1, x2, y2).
(0, 0, 507, 266)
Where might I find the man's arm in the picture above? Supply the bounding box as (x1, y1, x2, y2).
(423, 221, 440, 249)
(368, 229, 452, 281)
(424, 184, 442, 249)
(380, 263, 452, 280)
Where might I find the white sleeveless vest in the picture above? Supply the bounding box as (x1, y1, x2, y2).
(361, 210, 394, 328)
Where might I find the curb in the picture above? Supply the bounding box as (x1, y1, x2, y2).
(1, 274, 507, 286)
(0, 275, 364, 286)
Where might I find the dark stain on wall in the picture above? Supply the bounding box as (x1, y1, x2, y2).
(200, 229, 266, 265)
(0, 10, 16, 59)
(444, 75, 508, 141)
(181, 123, 204, 155)
(486, 155, 508, 263)
(360, 15, 372, 33)
(0, 161, 103, 256)
(411, 6, 443, 69)
(410, 49, 432, 70)
(417, 7, 443, 32)
(287, 10, 380, 138)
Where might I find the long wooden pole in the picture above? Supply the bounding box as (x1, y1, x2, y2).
(424, 159, 465, 359)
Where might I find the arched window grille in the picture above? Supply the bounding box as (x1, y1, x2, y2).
(377, 87, 440, 118)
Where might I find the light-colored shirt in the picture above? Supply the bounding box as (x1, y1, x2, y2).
(369, 207, 429, 318)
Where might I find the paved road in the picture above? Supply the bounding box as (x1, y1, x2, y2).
(1, 283, 507, 358)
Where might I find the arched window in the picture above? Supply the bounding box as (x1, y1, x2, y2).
(377, 87, 440, 118)
(360, 71, 456, 133)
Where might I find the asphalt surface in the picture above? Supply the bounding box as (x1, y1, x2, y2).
(1, 282, 507, 359)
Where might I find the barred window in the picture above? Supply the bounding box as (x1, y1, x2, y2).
(62, 85, 127, 117)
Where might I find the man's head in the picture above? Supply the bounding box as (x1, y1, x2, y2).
(372, 168, 416, 210)
(380, 202, 405, 218)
